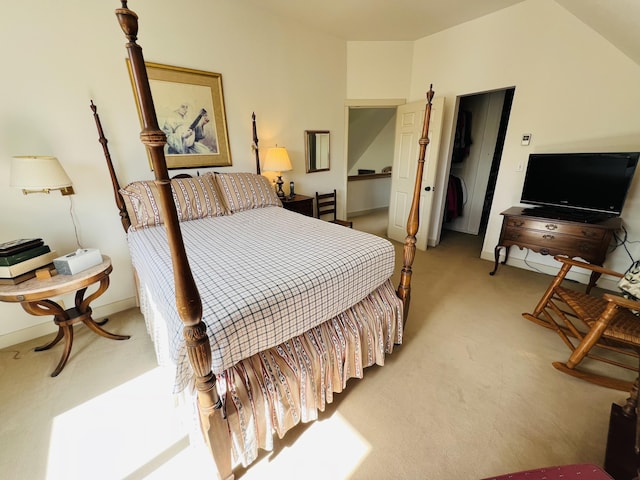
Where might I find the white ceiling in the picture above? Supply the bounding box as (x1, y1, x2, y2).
(244, 0, 640, 65)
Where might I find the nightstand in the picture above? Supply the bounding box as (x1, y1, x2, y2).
(0, 255, 130, 376)
(281, 194, 314, 217)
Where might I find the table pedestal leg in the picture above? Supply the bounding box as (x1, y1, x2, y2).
(95, 317, 109, 326)
(82, 312, 130, 341)
(20, 277, 129, 377)
(47, 324, 73, 377)
(34, 327, 64, 352)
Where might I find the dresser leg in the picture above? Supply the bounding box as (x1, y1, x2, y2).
(490, 245, 506, 275)
(586, 271, 602, 294)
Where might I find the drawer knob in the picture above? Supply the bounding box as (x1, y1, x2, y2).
(581, 230, 596, 238)
(545, 224, 558, 231)
(512, 220, 525, 227)
(542, 234, 555, 240)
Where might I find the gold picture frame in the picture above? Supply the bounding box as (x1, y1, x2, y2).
(127, 61, 232, 169)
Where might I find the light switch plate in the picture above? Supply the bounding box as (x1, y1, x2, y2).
(521, 133, 531, 146)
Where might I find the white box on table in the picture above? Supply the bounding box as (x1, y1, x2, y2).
(53, 249, 103, 275)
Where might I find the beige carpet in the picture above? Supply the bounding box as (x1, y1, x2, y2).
(0, 220, 633, 479)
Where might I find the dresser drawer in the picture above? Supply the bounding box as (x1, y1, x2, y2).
(503, 226, 601, 256)
(493, 207, 621, 281)
(505, 217, 606, 240)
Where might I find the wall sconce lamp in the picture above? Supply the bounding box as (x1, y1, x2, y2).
(10, 156, 75, 195)
(263, 146, 292, 198)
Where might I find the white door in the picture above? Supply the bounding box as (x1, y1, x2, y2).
(387, 96, 444, 250)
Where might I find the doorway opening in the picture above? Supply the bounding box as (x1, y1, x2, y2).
(345, 100, 404, 229)
(439, 87, 515, 252)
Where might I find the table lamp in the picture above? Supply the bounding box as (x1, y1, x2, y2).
(263, 146, 292, 198)
(10, 156, 75, 195)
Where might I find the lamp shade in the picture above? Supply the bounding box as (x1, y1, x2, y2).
(263, 147, 292, 173)
(10, 156, 73, 193)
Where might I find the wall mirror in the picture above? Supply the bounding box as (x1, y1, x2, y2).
(305, 130, 330, 173)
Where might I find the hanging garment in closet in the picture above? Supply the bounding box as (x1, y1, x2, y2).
(452, 110, 472, 163)
(445, 175, 464, 222)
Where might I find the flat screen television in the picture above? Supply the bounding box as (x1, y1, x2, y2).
(520, 151, 639, 219)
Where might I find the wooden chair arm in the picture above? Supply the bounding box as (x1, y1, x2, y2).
(553, 256, 624, 279)
(603, 293, 640, 312)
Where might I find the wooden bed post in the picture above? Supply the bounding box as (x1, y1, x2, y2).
(398, 85, 435, 320)
(90, 101, 131, 232)
(252, 112, 261, 174)
(114, 3, 233, 479)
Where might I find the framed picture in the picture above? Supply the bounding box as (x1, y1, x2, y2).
(127, 61, 232, 169)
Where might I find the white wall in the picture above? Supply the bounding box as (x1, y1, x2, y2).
(347, 42, 413, 99)
(0, 0, 347, 346)
(349, 0, 640, 287)
(347, 177, 392, 216)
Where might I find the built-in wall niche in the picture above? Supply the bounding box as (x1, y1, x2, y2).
(347, 108, 396, 176)
(346, 105, 398, 217)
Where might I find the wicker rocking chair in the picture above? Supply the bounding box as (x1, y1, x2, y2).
(522, 256, 640, 391)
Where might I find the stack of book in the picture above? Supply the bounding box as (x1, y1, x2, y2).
(0, 239, 57, 285)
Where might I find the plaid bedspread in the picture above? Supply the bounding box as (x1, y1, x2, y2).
(127, 206, 396, 392)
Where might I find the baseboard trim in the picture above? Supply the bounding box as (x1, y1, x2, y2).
(348, 206, 388, 218)
(0, 297, 138, 349)
(479, 250, 620, 292)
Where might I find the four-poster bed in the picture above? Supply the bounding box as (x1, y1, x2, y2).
(108, 2, 435, 478)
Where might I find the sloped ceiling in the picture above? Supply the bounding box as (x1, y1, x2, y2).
(555, 0, 640, 66)
(243, 0, 640, 65)
(348, 108, 396, 171)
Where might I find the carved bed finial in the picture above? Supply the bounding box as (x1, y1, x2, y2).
(115, 1, 138, 43)
(426, 84, 435, 103)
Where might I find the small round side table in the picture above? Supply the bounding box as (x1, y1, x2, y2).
(0, 255, 130, 377)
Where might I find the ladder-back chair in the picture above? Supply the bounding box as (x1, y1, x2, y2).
(522, 256, 640, 391)
(315, 190, 353, 228)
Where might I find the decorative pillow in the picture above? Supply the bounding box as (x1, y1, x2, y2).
(212, 172, 282, 212)
(619, 260, 640, 316)
(120, 175, 228, 230)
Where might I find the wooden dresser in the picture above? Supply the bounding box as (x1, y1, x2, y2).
(491, 207, 622, 290)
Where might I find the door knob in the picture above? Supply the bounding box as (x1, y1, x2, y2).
(424, 186, 432, 192)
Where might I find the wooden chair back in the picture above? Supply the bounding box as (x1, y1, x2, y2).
(522, 256, 640, 391)
(315, 190, 353, 228)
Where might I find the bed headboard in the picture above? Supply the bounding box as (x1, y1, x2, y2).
(92, 101, 263, 233)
